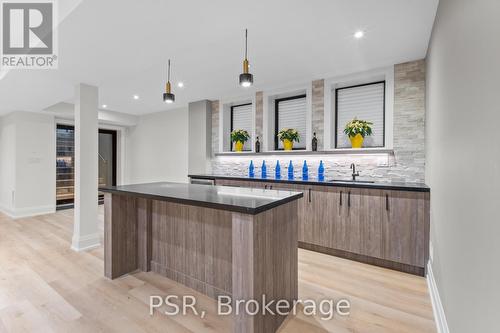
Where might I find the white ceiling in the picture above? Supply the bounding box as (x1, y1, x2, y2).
(0, 0, 438, 116)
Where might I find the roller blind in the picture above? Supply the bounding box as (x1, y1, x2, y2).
(231, 103, 253, 151)
(336, 82, 385, 148)
(276, 96, 307, 149)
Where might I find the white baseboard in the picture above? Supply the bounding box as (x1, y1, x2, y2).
(0, 204, 14, 218)
(71, 233, 101, 252)
(427, 261, 450, 333)
(0, 204, 55, 219)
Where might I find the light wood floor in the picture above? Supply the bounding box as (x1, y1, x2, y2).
(0, 207, 436, 333)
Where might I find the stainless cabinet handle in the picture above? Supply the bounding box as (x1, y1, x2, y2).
(308, 188, 311, 203)
(348, 191, 351, 208)
(340, 191, 343, 206)
(386, 194, 389, 211)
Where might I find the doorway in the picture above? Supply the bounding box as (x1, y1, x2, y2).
(55, 125, 117, 209)
(98, 129, 117, 204)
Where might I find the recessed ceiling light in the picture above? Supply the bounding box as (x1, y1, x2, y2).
(177, 82, 184, 88)
(354, 30, 364, 39)
(133, 94, 140, 100)
(102, 104, 107, 108)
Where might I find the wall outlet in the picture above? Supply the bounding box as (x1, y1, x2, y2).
(429, 241, 434, 263)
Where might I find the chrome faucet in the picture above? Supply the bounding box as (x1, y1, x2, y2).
(350, 163, 359, 181)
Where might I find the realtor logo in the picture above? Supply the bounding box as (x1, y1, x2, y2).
(1, 0, 58, 69)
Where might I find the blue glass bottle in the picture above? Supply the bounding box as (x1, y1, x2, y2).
(249, 160, 254, 178)
(318, 160, 325, 182)
(288, 161, 294, 180)
(275, 161, 281, 180)
(302, 160, 309, 181)
(261, 160, 267, 179)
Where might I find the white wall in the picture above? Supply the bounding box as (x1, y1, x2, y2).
(426, 0, 500, 332)
(0, 107, 188, 218)
(0, 112, 56, 217)
(125, 107, 189, 184)
(0, 114, 16, 214)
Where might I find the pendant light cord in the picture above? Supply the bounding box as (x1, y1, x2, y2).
(167, 59, 171, 82)
(245, 29, 248, 60)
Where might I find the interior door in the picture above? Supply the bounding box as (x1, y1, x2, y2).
(98, 129, 117, 201)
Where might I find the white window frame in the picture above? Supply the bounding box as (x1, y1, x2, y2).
(263, 84, 312, 152)
(324, 66, 394, 150)
(218, 96, 256, 152)
(230, 103, 253, 151)
(274, 94, 307, 150)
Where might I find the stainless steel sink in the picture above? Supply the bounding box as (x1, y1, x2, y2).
(329, 179, 376, 184)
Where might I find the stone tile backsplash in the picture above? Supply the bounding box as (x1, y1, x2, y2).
(210, 60, 426, 184)
(211, 154, 397, 182)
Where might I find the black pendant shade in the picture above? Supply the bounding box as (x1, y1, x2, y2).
(239, 73, 253, 87)
(163, 92, 175, 103)
(239, 29, 253, 87)
(163, 59, 175, 103)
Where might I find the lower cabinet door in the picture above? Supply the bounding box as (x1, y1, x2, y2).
(297, 185, 311, 243)
(308, 186, 329, 247)
(382, 190, 426, 266)
(336, 188, 362, 254)
(309, 186, 340, 248)
(358, 189, 384, 259)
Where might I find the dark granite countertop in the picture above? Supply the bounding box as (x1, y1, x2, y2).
(99, 182, 303, 215)
(188, 174, 430, 193)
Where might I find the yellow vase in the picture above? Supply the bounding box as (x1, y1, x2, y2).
(349, 134, 364, 148)
(283, 139, 294, 151)
(234, 141, 244, 152)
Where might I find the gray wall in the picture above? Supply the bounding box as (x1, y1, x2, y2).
(426, 0, 500, 332)
(188, 100, 212, 174)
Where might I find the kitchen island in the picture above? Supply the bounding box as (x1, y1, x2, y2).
(100, 182, 302, 333)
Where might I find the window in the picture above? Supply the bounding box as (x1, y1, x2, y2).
(230, 103, 252, 151)
(335, 81, 385, 148)
(274, 95, 307, 150)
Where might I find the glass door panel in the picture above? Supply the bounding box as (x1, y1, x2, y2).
(56, 125, 117, 209)
(56, 125, 75, 209)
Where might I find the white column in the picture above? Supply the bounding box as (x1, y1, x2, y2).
(72, 83, 100, 251)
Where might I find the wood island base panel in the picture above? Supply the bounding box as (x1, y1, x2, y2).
(102, 183, 301, 333)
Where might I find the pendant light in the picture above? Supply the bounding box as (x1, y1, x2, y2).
(163, 59, 175, 103)
(239, 29, 253, 87)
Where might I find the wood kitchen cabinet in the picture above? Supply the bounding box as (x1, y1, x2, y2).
(205, 176, 429, 275)
(301, 187, 384, 260)
(382, 190, 429, 267)
(310, 186, 341, 248)
(358, 189, 384, 259)
(336, 188, 362, 254)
